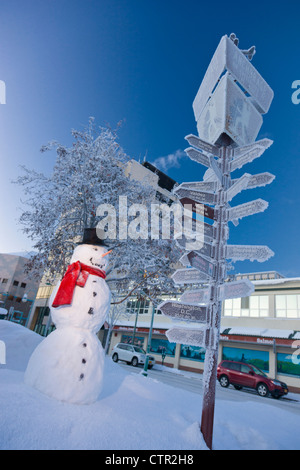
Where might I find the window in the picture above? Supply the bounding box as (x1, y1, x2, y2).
(20, 283, 26, 289)
(275, 295, 300, 318)
(224, 295, 269, 317)
(126, 299, 150, 315)
(2, 279, 8, 284)
(13, 280, 19, 287)
(222, 347, 269, 372)
(240, 364, 252, 374)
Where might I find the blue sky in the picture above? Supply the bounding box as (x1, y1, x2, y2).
(0, 0, 300, 277)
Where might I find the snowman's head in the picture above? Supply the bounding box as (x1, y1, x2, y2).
(70, 244, 111, 272)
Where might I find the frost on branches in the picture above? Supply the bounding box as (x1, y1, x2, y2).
(14, 118, 182, 302)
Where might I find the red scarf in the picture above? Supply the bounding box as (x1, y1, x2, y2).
(52, 261, 106, 308)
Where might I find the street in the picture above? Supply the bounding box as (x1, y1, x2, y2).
(118, 362, 300, 415)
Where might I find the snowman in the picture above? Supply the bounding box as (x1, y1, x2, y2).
(24, 228, 112, 404)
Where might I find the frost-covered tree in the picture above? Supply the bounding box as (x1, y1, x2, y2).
(14, 118, 182, 297)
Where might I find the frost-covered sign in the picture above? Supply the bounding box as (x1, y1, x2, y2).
(166, 326, 212, 348)
(227, 198, 268, 222)
(171, 268, 209, 285)
(175, 187, 216, 205)
(230, 139, 273, 172)
(158, 301, 209, 323)
(185, 134, 221, 157)
(164, 33, 275, 450)
(180, 287, 211, 305)
(187, 251, 215, 278)
(225, 244, 274, 262)
(218, 279, 254, 301)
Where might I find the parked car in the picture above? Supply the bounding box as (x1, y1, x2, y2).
(217, 360, 288, 398)
(111, 343, 156, 369)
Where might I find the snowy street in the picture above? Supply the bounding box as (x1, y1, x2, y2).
(1, 321, 300, 450)
(118, 362, 300, 415)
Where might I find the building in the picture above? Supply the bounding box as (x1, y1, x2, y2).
(0, 253, 41, 326)
(108, 274, 300, 393)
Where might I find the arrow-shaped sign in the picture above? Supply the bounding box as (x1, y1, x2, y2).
(226, 173, 251, 202)
(185, 134, 221, 157)
(240, 172, 275, 190)
(180, 180, 217, 193)
(230, 139, 273, 172)
(180, 287, 211, 304)
(187, 251, 215, 278)
(176, 187, 217, 205)
(227, 198, 268, 222)
(166, 326, 213, 348)
(180, 197, 217, 221)
(225, 244, 274, 262)
(171, 268, 210, 285)
(218, 279, 254, 301)
(185, 147, 211, 168)
(158, 301, 209, 322)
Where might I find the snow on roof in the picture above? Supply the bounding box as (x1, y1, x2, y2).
(253, 278, 300, 286)
(221, 326, 297, 339)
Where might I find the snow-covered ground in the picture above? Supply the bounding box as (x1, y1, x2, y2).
(0, 320, 299, 450)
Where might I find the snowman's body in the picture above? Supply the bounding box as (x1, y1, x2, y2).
(24, 244, 111, 404)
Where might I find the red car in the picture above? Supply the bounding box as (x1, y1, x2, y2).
(217, 360, 289, 399)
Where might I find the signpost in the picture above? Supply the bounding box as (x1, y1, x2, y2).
(158, 301, 209, 323)
(163, 33, 275, 450)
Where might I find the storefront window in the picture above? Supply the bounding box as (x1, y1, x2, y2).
(150, 338, 176, 357)
(222, 346, 269, 372)
(180, 345, 205, 362)
(277, 353, 300, 377)
(121, 335, 145, 348)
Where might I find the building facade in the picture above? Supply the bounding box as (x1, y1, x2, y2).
(0, 253, 41, 326)
(108, 275, 300, 393)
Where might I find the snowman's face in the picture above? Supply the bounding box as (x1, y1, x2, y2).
(70, 244, 110, 271)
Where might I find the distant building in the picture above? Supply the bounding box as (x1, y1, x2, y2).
(0, 253, 41, 326)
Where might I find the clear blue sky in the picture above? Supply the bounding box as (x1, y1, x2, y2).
(0, 0, 300, 277)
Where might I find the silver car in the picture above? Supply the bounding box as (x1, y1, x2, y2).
(112, 343, 155, 369)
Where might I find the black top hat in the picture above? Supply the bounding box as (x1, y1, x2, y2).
(78, 228, 109, 246)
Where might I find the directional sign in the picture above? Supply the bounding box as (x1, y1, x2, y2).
(158, 301, 209, 322)
(230, 139, 273, 172)
(176, 235, 210, 254)
(227, 198, 268, 222)
(176, 187, 216, 205)
(226, 244, 274, 262)
(226, 173, 250, 202)
(209, 156, 222, 182)
(185, 134, 221, 157)
(180, 181, 217, 193)
(196, 72, 263, 147)
(185, 147, 211, 168)
(171, 268, 209, 285)
(241, 172, 275, 190)
(187, 251, 215, 278)
(180, 287, 211, 304)
(180, 197, 217, 221)
(192, 35, 274, 122)
(166, 326, 211, 348)
(218, 279, 254, 301)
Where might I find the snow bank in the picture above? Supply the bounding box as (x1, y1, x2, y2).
(0, 321, 299, 450)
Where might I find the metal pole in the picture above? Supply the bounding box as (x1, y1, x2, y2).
(200, 137, 231, 450)
(142, 303, 155, 376)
